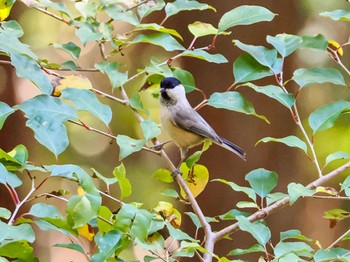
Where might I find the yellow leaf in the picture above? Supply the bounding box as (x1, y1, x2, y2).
(154, 201, 174, 218)
(179, 163, 209, 199)
(52, 74, 93, 97)
(77, 186, 85, 196)
(328, 39, 344, 56)
(170, 208, 182, 228)
(0, 0, 15, 22)
(315, 186, 338, 196)
(77, 224, 94, 241)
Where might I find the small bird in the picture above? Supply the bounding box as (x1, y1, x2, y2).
(159, 77, 246, 169)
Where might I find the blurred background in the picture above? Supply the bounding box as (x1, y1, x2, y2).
(0, 0, 350, 260)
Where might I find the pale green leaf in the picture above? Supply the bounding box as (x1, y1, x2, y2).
(91, 230, 122, 262)
(54, 243, 85, 254)
(287, 183, 315, 205)
(188, 21, 219, 38)
(113, 163, 132, 198)
(292, 67, 346, 88)
(104, 5, 140, 25)
(218, 5, 276, 33)
(256, 136, 307, 154)
(141, 120, 161, 141)
(236, 201, 259, 209)
(213, 179, 256, 202)
(274, 241, 313, 259)
(324, 151, 350, 168)
(280, 229, 313, 242)
(207, 91, 269, 123)
(131, 33, 185, 51)
(138, 0, 165, 19)
(0, 208, 11, 219)
(341, 175, 350, 196)
(228, 244, 265, 256)
(245, 168, 278, 198)
(95, 61, 128, 89)
(308, 100, 350, 134)
(172, 69, 196, 92)
(53, 42, 81, 59)
(181, 49, 228, 63)
(116, 135, 145, 160)
(314, 248, 350, 262)
(320, 10, 350, 21)
(165, 0, 215, 18)
(266, 33, 303, 57)
(236, 216, 271, 246)
(0, 163, 21, 188)
(135, 23, 182, 40)
(300, 34, 328, 50)
(75, 22, 103, 46)
(152, 168, 174, 183)
(0, 102, 15, 129)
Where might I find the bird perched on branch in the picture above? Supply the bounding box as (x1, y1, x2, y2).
(159, 77, 245, 170)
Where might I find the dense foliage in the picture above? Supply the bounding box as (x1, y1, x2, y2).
(0, 0, 350, 261)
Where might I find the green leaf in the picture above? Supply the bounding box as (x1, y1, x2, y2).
(0, 208, 11, 219)
(320, 10, 350, 21)
(130, 93, 149, 116)
(135, 23, 182, 40)
(113, 203, 138, 232)
(0, 163, 22, 188)
(54, 243, 85, 254)
(234, 40, 278, 70)
(274, 241, 313, 259)
(0, 20, 24, 38)
(152, 168, 174, 183)
(280, 229, 313, 242)
(188, 21, 220, 38)
(0, 102, 15, 129)
(0, 220, 35, 243)
(256, 136, 307, 154)
(324, 151, 350, 168)
(266, 34, 303, 57)
(185, 212, 217, 229)
(228, 244, 265, 256)
(131, 33, 185, 51)
(161, 188, 179, 198)
(292, 67, 346, 88)
(0, 147, 25, 172)
(37, 0, 73, 19)
(218, 5, 276, 33)
(29, 203, 64, 219)
(300, 34, 328, 50)
(314, 248, 350, 262)
(53, 42, 81, 59)
(323, 209, 350, 221)
(138, 0, 165, 19)
(165, 0, 215, 19)
(236, 216, 271, 246)
(236, 201, 259, 209)
(245, 168, 278, 198)
(181, 49, 228, 64)
(308, 100, 350, 134)
(213, 179, 256, 202)
(266, 192, 288, 206)
(16, 95, 77, 156)
(130, 209, 153, 240)
(218, 209, 250, 221)
(91, 230, 122, 262)
(0, 241, 35, 261)
(141, 120, 161, 141)
(61, 88, 112, 126)
(104, 4, 140, 25)
(75, 1, 98, 19)
(166, 223, 196, 241)
(11, 54, 53, 94)
(95, 61, 128, 89)
(113, 163, 132, 198)
(207, 91, 269, 123)
(116, 135, 145, 160)
(92, 168, 117, 186)
(287, 183, 315, 205)
(172, 69, 196, 92)
(233, 53, 273, 84)
(75, 22, 103, 46)
(341, 175, 350, 196)
(241, 83, 295, 108)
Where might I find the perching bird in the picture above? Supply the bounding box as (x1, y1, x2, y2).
(159, 77, 246, 168)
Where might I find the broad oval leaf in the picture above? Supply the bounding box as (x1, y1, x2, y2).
(266, 33, 303, 57)
(95, 61, 128, 89)
(116, 135, 146, 160)
(274, 241, 313, 259)
(228, 244, 265, 256)
(320, 10, 350, 21)
(300, 34, 328, 50)
(256, 135, 307, 154)
(188, 21, 219, 38)
(52, 42, 81, 59)
(104, 5, 140, 25)
(207, 91, 269, 123)
(292, 67, 346, 88)
(236, 216, 271, 246)
(324, 151, 350, 168)
(0, 220, 35, 243)
(91, 230, 122, 262)
(62, 88, 112, 126)
(308, 100, 350, 134)
(233, 53, 273, 84)
(241, 83, 295, 109)
(245, 168, 278, 198)
(0, 163, 22, 188)
(287, 183, 315, 205)
(138, 0, 165, 19)
(113, 163, 132, 199)
(131, 33, 185, 51)
(0, 102, 15, 129)
(234, 40, 278, 70)
(314, 248, 350, 262)
(135, 23, 182, 40)
(181, 49, 228, 64)
(141, 120, 161, 141)
(165, 0, 215, 18)
(179, 163, 209, 199)
(218, 5, 276, 33)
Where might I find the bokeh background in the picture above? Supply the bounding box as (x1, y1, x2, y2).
(1, 0, 350, 260)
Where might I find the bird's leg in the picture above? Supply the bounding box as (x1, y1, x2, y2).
(172, 148, 187, 178)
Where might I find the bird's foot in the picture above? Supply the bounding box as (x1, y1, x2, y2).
(171, 169, 182, 178)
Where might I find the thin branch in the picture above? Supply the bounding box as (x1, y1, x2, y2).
(33, 7, 72, 26)
(68, 120, 116, 139)
(326, 228, 350, 250)
(98, 190, 123, 204)
(213, 160, 350, 242)
(93, 88, 128, 105)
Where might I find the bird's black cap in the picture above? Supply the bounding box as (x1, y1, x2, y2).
(160, 77, 181, 89)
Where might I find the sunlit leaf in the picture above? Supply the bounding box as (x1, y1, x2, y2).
(341, 175, 350, 196)
(0, 102, 15, 129)
(165, 0, 215, 18)
(172, 69, 196, 92)
(236, 201, 259, 209)
(0, 220, 35, 243)
(0, 207, 11, 219)
(236, 216, 271, 246)
(218, 209, 250, 221)
(266, 192, 288, 206)
(287, 183, 315, 205)
(274, 241, 313, 259)
(241, 83, 295, 108)
(180, 49, 228, 64)
(188, 21, 220, 38)
(323, 208, 350, 221)
(233, 53, 273, 84)
(218, 5, 275, 33)
(116, 135, 145, 160)
(179, 163, 209, 199)
(131, 33, 185, 51)
(185, 212, 217, 229)
(77, 224, 94, 241)
(324, 151, 350, 168)
(256, 136, 307, 154)
(113, 163, 132, 198)
(245, 168, 278, 198)
(135, 23, 182, 40)
(320, 10, 350, 21)
(0, 163, 22, 188)
(152, 168, 174, 183)
(62, 88, 112, 126)
(92, 168, 117, 186)
(91, 230, 122, 262)
(292, 67, 346, 88)
(130, 209, 153, 240)
(228, 244, 265, 256)
(266, 34, 303, 57)
(207, 91, 269, 123)
(309, 100, 350, 134)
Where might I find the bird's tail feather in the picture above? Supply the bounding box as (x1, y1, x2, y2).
(217, 137, 246, 160)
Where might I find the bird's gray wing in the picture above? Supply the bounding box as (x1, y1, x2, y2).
(172, 107, 221, 142)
